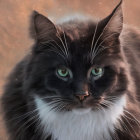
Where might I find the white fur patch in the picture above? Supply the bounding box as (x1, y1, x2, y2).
(34, 96, 126, 140)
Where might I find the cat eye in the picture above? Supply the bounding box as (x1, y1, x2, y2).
(91, 67, 104, 80)
(57, 68, 69, 77)
(56, 67, 72, 81)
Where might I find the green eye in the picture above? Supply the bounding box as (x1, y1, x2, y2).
(91, 67, 103, 78)
(57, 68, 69, 77)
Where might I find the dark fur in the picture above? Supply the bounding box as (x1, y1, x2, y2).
(2, 0, 140, 140)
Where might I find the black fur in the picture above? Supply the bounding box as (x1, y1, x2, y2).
(2, 0, 140, 139)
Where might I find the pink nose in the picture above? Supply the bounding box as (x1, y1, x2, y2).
(76, 92, 89, 101)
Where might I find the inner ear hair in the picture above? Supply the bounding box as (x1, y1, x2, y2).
(29, 10, 57, 42)
(101, 0, 123, 37)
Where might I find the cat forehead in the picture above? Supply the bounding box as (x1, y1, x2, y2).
(57, 18, 97, 41)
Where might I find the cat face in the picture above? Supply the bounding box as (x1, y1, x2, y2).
(25, 0, 128, 112)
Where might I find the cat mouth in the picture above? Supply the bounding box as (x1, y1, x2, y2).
(40, 95, 102, 112)
(72, 97, 101, 109)
(67, 99, 100, 112)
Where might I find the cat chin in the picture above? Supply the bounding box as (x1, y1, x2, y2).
(34, 94, 126, 140)
(72, 108, 91, 115)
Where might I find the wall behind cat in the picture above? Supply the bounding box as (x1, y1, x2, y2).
(0, 0, 140, 139)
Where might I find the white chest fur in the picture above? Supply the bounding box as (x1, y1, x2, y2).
(34, 96, 126, 140)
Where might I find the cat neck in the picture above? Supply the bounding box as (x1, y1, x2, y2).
(35, 95, 126, 140)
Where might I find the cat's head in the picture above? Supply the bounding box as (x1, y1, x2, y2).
(24, 0, 128, 112)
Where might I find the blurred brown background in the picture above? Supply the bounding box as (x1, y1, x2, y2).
(0, 0, 140, 139)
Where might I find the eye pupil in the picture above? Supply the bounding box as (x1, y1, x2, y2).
(94, 68, 99, 73)
(91, 67, 103, 79)
(57, 68, 69, 77)
(61, 69, 67, 74)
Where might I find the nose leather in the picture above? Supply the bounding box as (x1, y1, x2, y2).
(76, 91, 89, 101)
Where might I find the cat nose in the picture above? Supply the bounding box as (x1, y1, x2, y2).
(75, 91, 89, 101)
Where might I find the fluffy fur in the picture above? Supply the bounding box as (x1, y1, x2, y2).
(1, 0, 140, 140)
(35, 95, 126, 140)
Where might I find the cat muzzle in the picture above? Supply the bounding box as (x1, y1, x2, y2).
(75, 91, 89, 101)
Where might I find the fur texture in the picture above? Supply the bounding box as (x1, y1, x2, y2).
(35, 95, 126, 140)
(2, 0, 140, 140)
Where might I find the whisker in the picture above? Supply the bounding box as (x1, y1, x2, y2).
(98, 104, 106, 112)
(47, 48, 66, 60)
(16, 114, 38, 136)
(2, 95, 74, 125)
(49, 102, 63, 112)
(90, 22, 99, 58)
(91, 44, 102, 62)
(5, 104, 44, 123)
(41, 39, 67, 59)
(91, 45, 111, 62)
(4, 95, 72, 113)
(118, 117, 130, 133)
(104, 96, 119, 102)
(56, 29, 69, 59)
(123, 109, 140, 126)
(90, 30, 119, 63)
(24, 116, 40, 132)
(97, 32, 119, 48)
(4, 96, 61, 122)
(121, 115, 137, 136)
(62, 30, 69, 58)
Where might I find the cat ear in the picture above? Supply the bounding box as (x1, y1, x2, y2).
(101, 0, 123, 38)
(30, 11, 57, 42)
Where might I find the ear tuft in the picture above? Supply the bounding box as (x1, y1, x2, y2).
(106, 0, 123, 34)
(29, 10, 40, 40)
(101, 0, 123, 37)
(29, 10, 57, 42)
(96, 0, 123, 50)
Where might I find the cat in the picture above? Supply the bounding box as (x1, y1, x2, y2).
(1, 0, 140, 140)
